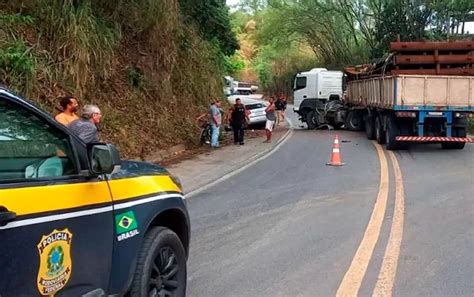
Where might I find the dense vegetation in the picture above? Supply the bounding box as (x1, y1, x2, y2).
(229, 0, 474, 95)
(0, 0, 237, 158)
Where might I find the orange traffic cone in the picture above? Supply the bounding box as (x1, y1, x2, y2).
(327, 134, 345, 166)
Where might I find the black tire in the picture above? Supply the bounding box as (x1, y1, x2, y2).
(199, 127, 211, 146)
(441, 127, 466, 150)
(345, 111, 364, 131)
(365, 115, 375, 140)
(306, 111, 317, 130)
(199, 129, 206, 146)
(385, 116, 399, 150)
(130, 227, 187, 297)
(375, 116, 386, 144)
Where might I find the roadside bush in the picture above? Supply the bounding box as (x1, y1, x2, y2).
(0, 39, 35, 94)
(126, 67, 144, 88)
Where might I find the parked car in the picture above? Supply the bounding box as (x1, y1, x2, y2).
(227, 97, 268, 126)
(245, 101, 268, 125)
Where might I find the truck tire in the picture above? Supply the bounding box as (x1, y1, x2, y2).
(441, 127, 466, 150)
(385, 116, 399, 150)
(345, 111, 364, 131)
(375, 116, 386, 144)
(306, 111, 317, 130)
(130, 227, 187, 297)
(365, 115, 375, 140)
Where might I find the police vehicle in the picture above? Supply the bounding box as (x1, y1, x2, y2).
(0, 87, 190, 296)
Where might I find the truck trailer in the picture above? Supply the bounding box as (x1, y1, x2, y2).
(293, 40, 474, 150)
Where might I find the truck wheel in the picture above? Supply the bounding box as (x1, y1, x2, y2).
(130, 227, 187, 297)
(365, 116, 375, 140)
(385, 116, 399, 150)
(306, 111, 317, 130)
(441, 127, 466, 150)
(345, 111, 364, 131)
(375, 116, 386, 144)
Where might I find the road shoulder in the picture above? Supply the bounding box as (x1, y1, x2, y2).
(166, 125, 291, 196)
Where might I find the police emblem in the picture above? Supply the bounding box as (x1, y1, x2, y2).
(37, 229, 73, 296)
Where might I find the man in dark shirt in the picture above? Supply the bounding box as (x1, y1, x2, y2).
(69, 105, 102, 143)
(229, 98, 249, 145)
(278, 93, 287, 125)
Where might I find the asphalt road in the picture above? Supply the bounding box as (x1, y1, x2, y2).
(186, 108, 474, 297)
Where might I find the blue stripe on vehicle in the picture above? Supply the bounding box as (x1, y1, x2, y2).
(394, 105, 473, 111)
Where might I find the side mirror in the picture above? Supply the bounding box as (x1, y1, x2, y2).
(87, 143, 121, 175)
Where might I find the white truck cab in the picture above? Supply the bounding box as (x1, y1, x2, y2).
(293, 68, 343, 112)
(224, 76, 235, 96)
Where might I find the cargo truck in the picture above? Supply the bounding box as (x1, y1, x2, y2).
(293, 40, 474, 150)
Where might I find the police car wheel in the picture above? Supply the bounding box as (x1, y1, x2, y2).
(130, 227, 187, 297)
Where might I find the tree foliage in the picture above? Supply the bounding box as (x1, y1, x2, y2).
(179, 0, 239, 55)
(268, 0, 473, 63)
(225, 52, 246, 75)
(230, 0, 474, 95)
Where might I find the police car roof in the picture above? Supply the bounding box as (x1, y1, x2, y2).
(0, 86, 54, 120)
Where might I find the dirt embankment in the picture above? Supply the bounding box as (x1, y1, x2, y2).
(0, 0, 225, 159)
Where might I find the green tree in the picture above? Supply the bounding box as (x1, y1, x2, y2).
(224, 52, 246, 76)
(179, 0, 239, 55)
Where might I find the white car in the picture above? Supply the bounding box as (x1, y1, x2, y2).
(227, 97, 268, 125)
(245, 101, 267, 125)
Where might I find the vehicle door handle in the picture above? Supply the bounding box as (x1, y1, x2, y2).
(0, 210, 16, 226)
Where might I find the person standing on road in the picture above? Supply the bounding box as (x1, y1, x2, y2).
(209, 100, 222, 148)
(229, 98, 249, 145)
(68, 105, 102, 143)
(264, 97, 276, 143)
(280, 93, 287, 124)
(275, 96, 284, 126)
(55, 96, 79, 126)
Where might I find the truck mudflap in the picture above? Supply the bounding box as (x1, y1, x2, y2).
(396, 136, 474, 142)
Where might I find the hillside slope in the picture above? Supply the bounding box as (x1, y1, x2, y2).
(0, 0, 228, 158)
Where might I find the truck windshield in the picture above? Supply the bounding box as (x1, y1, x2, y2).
(294, 76, 307, 90)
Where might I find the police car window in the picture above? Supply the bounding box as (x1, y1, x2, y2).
(0, 100, 77, 181)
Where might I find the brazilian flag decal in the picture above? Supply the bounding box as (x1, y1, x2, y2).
(115, 211, 138, 234)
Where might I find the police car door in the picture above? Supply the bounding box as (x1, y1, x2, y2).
(0, 94, 113, 296)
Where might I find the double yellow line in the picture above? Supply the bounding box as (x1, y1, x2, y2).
(336, 142, 405, 297)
